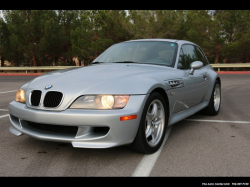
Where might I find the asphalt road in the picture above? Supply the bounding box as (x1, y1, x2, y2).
(0, 75, 250, 177)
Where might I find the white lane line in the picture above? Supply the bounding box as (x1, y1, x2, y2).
(132, 126, 172, 177)
(185, 119, 250, 124)
(0, 109, 9, 111)
(0, 114, 9, 119)
(0, 90, 17, 94)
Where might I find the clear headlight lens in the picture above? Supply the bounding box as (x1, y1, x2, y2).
(15, 89, 26, 103)
(101, 95, 114, 108)
(70, 95, 129, 109)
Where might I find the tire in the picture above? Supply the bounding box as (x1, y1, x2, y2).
(202, 80, 221, 116)
(130, 92, 168, 154)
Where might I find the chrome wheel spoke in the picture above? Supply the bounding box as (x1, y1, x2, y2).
(147, 103, 158, 119)
(145, 115, 151, 131)
(146, 127, 153, 138)
(153, 127, 158, 142)
(155, 108, 161, 119)
(146, 113, 153, 122)
(154, 119, 161, 127)
(145, 124, 150, 135)
(145, 99, 165, 147)
(213, 84, 220, 111)
(151, 133, 155, 143)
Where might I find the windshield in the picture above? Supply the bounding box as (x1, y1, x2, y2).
(93, 41, 178, 67)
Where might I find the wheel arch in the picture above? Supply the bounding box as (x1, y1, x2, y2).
(216, 76, 221, 86)
(130, 87, 170, 153)
(150, 87, 170, 118)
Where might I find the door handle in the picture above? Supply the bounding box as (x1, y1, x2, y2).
(203, 75, 207, 80)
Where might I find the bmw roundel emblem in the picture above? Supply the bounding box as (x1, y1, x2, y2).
(45, 85, 53, 90)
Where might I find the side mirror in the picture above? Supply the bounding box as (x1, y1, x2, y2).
(189, 61, 203, 75)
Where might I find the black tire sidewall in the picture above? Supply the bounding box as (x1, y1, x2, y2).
(138, 92, 168, 154)
(208, 80, 221, 115)
(213, 81, 221, 114)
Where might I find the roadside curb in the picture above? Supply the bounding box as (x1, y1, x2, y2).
(217, 71, 250, 74)
(0, 74, 42, 76)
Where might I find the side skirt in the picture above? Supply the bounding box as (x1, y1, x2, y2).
(168, 101, 209, 126)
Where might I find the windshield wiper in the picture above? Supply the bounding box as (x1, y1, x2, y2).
(112, 61, 138, 63)
(90, 61, 104, 64)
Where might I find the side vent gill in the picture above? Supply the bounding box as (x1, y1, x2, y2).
(168, 80, 181, 87)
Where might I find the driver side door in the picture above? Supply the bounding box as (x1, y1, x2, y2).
(180, 44, 209, 108)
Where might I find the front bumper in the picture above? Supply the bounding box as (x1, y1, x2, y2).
(9, 95, 148, 148)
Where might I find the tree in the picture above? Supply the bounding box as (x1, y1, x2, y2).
(2, 10, 250, 67)
(127, 10, 184, 39)
(56, 10, 81, 65)
(176, 10, 225, 64)
(4, 10, 45, 66)
(71, 10, 132, 64)
(218, 10, 250, 65)
(0, 17, 10, 66)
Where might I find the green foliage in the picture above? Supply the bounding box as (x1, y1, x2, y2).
(0, 17, 11, 64)
(1, 10, 250, 66)
(127, 10, 183, 39)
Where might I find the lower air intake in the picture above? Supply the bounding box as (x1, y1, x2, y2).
(27, 121, 78, 135)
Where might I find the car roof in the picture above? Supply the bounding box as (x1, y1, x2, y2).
(124, 38, 196, 45)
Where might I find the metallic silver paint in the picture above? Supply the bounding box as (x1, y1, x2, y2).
(9, 126, 22, 136)
(189, 61, 204, 75)
(9, 95, 149, 148)
(167, 87, 186, 114)
(9, 39, 220, 148)
(169, 101, 209, 125)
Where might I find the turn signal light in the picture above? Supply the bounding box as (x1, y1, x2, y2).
(120, 115, 137, 121)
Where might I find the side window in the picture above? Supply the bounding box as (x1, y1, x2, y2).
(181, 45, 198, 69)
(194, 46, 208, 66)
(177, 49, 187, 69)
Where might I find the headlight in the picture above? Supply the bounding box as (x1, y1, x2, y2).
(15, 89, 26, 103)
(70, 95, 129, 109)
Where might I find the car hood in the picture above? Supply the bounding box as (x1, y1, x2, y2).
(25, 63, 183, 110)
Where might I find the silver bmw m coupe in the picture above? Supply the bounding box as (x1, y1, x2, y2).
(9, 39, 221, 154)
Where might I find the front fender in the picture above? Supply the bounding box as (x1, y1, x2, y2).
(203, 65, 220, 101)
